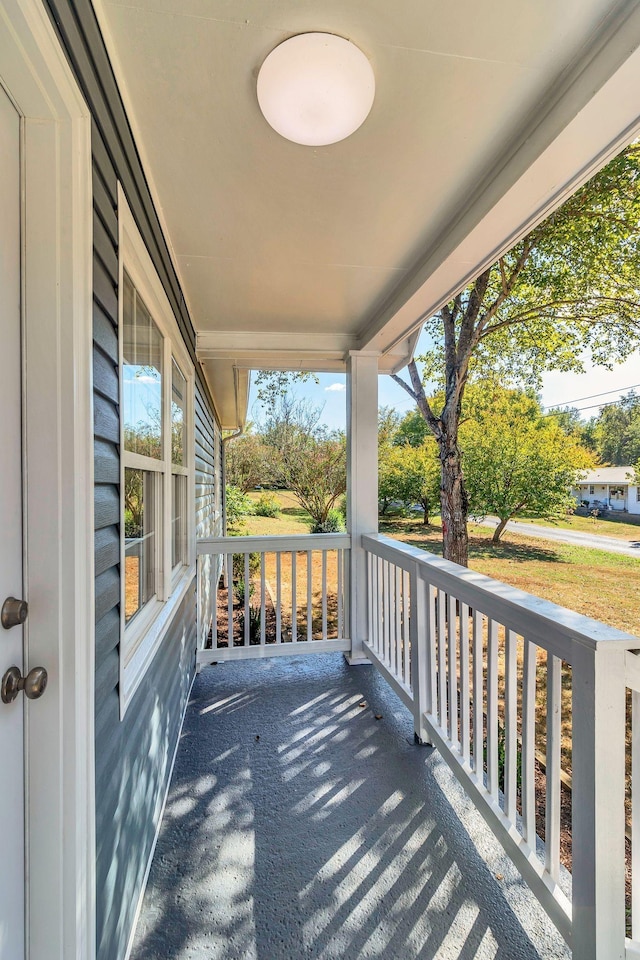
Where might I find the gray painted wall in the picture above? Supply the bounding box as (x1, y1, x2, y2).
(43, 3, 221, 957)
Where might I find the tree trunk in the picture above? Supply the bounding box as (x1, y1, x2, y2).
(422, 508, 429, 525)
(492, 517, 509, 543)
(439, 433, 469, 566)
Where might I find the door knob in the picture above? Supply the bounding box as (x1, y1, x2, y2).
(1, 597, 28, 629)
(1, 665, 48, 704)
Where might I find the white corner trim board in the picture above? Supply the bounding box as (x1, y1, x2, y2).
(0, 1, 95, 959)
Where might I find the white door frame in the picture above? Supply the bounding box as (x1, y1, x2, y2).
(0, 2, 95, 959)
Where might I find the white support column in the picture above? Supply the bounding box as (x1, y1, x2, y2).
(346, 351, 379, 664)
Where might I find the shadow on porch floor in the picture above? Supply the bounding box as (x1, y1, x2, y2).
(130, 655, 570, 960)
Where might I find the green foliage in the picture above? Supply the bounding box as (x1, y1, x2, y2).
(310, 508, 346, 534)
(253, 492, 281, 517)
(225, 484, 252, 530)
(586, 391, 640, 465)
(462, 387, 594, 541)
(378, 441, 441, 523)
(239, 605, 262, 644)
(226, 433, 272, 492)
(392, 142, 640, 564)
(261, 394, 347, 527)
(393, 410, 432, 448)
(253, 371, 319, 410)
(234, 578, 253, 607)
(232, 551, 260, 581)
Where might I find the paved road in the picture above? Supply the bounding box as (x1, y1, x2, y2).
(479, 517, 640, 557)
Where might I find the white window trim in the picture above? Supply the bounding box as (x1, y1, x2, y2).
(118, 186, 196, 717)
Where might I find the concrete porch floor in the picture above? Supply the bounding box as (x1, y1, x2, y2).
(131, 654, 570, 960)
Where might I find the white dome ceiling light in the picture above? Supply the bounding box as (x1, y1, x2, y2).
(257, 33, 375, 146)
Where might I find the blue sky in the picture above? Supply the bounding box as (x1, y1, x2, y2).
(247, 342, 640, 432)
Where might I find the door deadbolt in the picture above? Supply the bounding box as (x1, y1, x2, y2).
(1, 666, 48, 704)
(1, 597, 28, 629)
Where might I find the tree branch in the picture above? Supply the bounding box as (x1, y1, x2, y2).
(393, 364, 442, 439)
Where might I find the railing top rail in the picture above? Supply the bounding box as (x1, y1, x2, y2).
(197, 533, 351, 555)
(363, 533, 639, 654)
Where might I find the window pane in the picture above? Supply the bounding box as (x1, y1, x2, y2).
(172, 473, 187, 569)
(123, 272, 163, 459)
(171, 359, 187, 466)
(124, 467, 158, 624)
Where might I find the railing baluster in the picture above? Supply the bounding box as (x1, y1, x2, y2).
(244, 552, 250, 646)
(403, 568, 411, 686)
(427, 583, 437, 716)
(227, 553, 233, 648)
(389, 562, 397, 674)
(633, 688, 640, 941)
(460, 602, 470, 765)
(437, 589, 447, 733)
(344, 548, 350, 641)
(472, 610, 483, 778)
(276, 552, 282, 643)
(447, 593, 458, 750)
(505, 629, 518, 821)
(321, 549, 328, 641)
(382, 560, 391, 665)
(522, 638, 537, 846)
(368, 553, 375, 652)
(307, 550, 312, 641)
(395, 564, 402, 680)
(487, 619, 499, 799)
(337, 550, 343, 641)
(291, 551, 297, 642)
(260, 552, 266, 646)
(545, 653, 562, 881)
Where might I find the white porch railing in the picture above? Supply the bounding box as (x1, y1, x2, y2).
(197, 534, 350, 664)
(363, 533, 639, 960)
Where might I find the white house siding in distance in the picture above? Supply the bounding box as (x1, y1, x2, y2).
(571, 466, 640, 514)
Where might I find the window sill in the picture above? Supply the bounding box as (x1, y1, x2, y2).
(119, 563, 196, 719)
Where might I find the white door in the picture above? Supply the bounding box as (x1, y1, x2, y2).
(0, 85, 25, 960)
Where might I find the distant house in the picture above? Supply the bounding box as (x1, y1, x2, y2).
(572, 466, 640, 514)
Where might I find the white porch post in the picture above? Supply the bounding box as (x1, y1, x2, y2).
(346, 351, 379, 663)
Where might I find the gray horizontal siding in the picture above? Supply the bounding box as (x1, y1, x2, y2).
(42, 4, 222, 960)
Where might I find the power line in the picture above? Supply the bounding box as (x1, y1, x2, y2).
(545, 382, 640, 411)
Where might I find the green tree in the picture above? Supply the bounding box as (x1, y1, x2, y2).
(589, 392, 640, 465)
(462, 389, 594, 542)
(225, 484, 253, 531)
(378, 441, 440, 523)
(392, 143, 640, 566)
(261, 394, 347, 528)
(393, 410, 431, 448)
(226, 432, 271, 492)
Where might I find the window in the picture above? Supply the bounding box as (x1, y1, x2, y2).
(118, 188, 194, 714)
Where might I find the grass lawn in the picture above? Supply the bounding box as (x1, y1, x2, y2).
(510, 511, 640, 542)
(382, 516, 640, 636)
(242, 489, 313, 536)
(234, 492, 640, 635)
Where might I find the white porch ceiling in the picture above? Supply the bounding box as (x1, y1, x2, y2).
(93, 0, 640, 426)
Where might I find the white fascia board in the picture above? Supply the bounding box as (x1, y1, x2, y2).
(359, 1, 640, 357)
(196, 330, 359, 359)
(196, 331, 412, 374)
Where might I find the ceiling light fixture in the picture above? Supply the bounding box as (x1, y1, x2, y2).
(257, 33, 375, 146)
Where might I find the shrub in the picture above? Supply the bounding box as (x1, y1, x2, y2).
(234, 578, 254, 607)
(310, 508, 346, 534)
(225, 484, 252, 529)
(232, 551, 260, 581)
(253, 492, 280, 517)
(240, 606, 262, 644)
